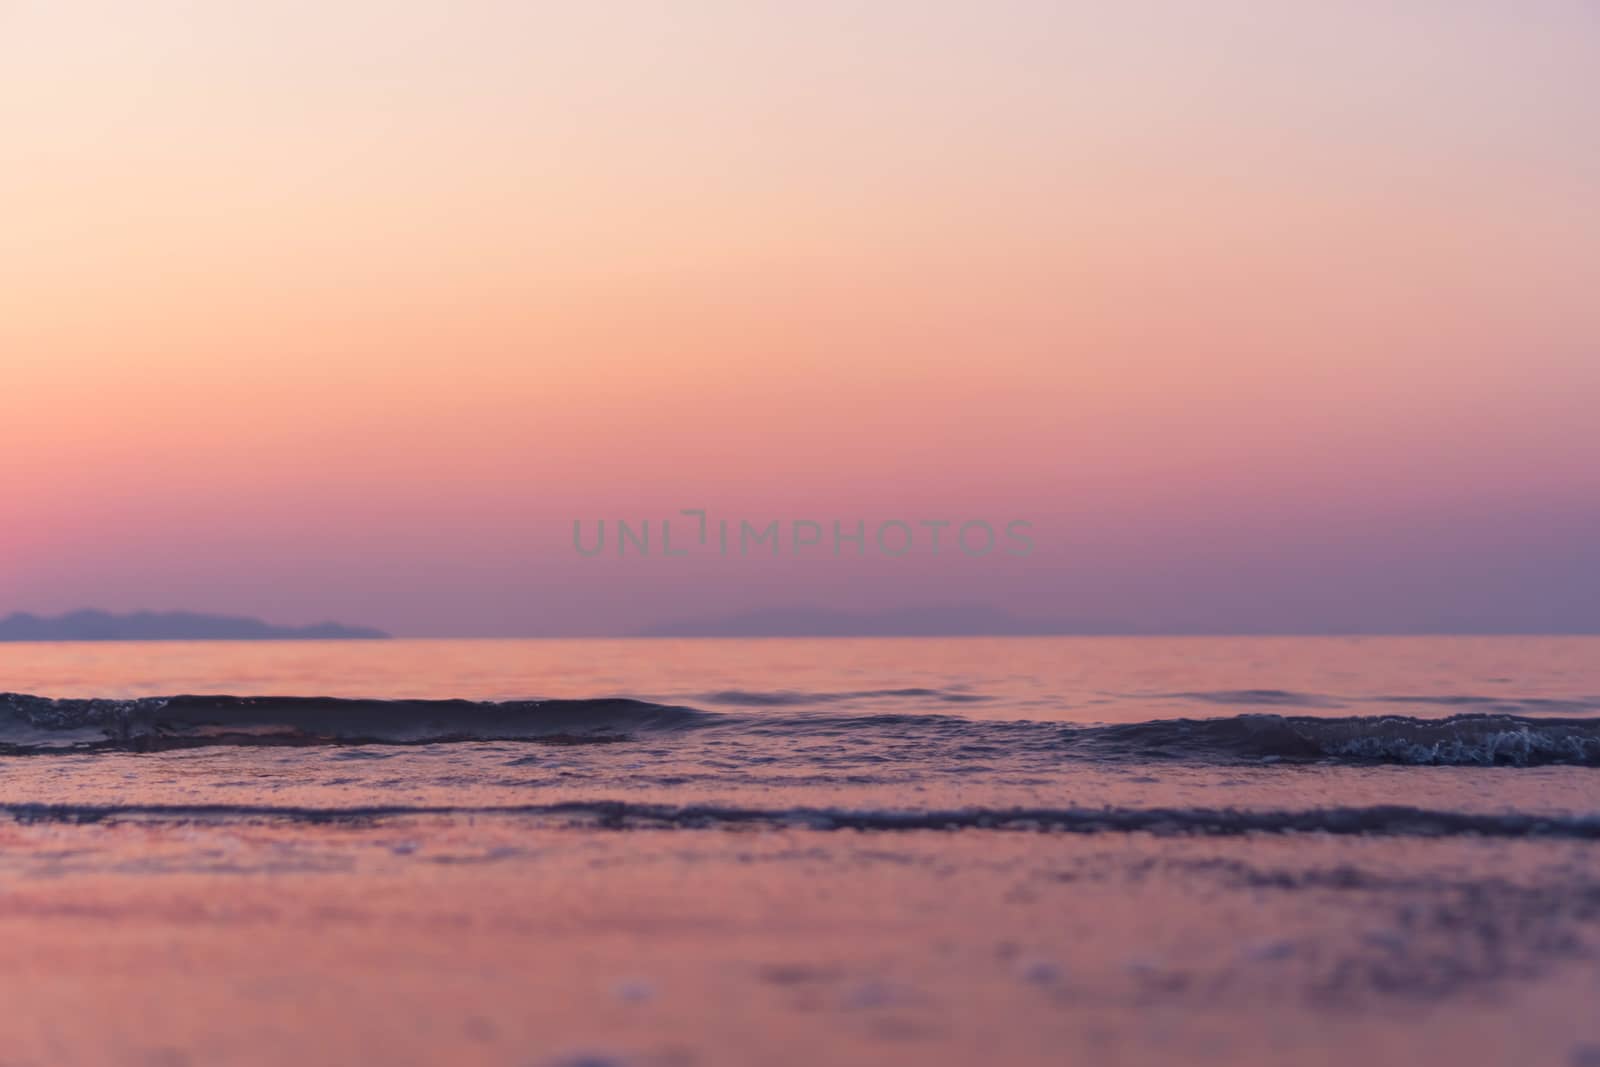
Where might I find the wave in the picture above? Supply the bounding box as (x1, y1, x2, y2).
(1160, 689, 1346, 708)
(1373, 694, 1600, 715)
(1158, 689, 1600, 716)
(3, 692, 1600, 766)
(6, 800, 1600, 839)
(1077, 713, 1600, 766)
(734, 711, 1600, 766)
(691, 687, 991, 707)
(0, 693, 708, 753)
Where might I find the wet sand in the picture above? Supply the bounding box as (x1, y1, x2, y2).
(2, 815, 1599, 1067)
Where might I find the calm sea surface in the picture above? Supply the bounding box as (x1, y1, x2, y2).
(7, 634, 1599, 716)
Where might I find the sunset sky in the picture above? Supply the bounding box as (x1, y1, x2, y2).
(3, 1, 1598, 635)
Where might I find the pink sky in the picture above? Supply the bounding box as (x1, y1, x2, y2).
(3, 1, 1598, 634)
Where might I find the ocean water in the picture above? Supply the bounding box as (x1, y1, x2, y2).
(2, 636, 1599, 1066)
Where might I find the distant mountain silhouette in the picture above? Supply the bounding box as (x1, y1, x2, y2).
(634, 603, 1134, 638)
(0, 610, 389, 642)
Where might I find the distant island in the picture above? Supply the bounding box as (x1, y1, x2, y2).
(634, 603, 1133, 638)
(0, 610, 389, 642)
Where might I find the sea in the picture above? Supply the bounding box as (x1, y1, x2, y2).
(1, 636, 1597, 1066)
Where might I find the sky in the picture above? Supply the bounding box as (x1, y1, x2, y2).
(3, 0, 1598, 635)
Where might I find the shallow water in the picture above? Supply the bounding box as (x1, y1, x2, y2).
(1, 637, 1598, 1065)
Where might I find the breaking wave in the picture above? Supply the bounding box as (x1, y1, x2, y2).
(2, 692, 1599, 766)
(1077, 713, 1600, 766)
(0, 693, 708, 753)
